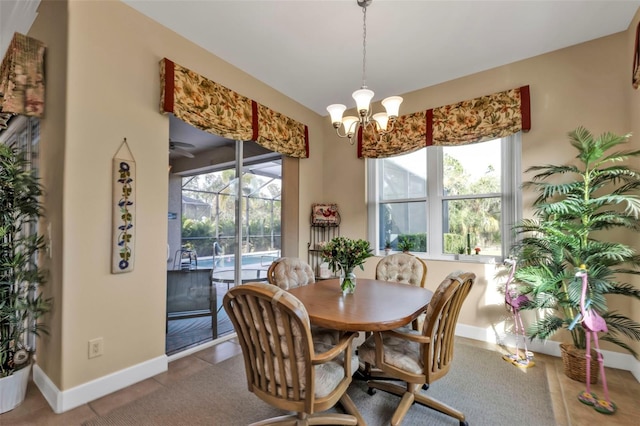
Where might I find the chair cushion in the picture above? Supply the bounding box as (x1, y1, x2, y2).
(314, 340, 360, 398)
(261, 336, 357, 399)
(357, 326, 423, 374)
(311, 325, 340, 346)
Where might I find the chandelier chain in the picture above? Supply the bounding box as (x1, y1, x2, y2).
(326, 0, 402, 145)
(361, 4, 367, 89)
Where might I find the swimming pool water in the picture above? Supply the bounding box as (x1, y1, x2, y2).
(195, 250, 280, 269)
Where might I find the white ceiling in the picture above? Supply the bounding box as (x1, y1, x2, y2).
(0, 1, 40, 65)
(122, 0, 640, 115)
(2, 1, 639, 154)
(4, 1, 640, 116)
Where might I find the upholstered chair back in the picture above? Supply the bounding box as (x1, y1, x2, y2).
(421, 271, 475, 382)
(267, 257, 315, 290)
(376, 253, 427, 287)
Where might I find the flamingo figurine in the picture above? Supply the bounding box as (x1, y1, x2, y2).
(502, 257, 534, 367)
(571, 265, 616, 414)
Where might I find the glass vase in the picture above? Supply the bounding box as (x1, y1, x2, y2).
(339, 265, 357, 294)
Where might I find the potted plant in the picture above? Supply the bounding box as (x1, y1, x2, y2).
(0, 144, 50, 413)
(455, 244, 474, 261)
(510, 127, 640, 383)
(397, 236, 414, 253)
(321, 236, 373, 294)
(384, 239, 391, 256)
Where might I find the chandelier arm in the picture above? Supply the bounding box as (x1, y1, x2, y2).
(384, 117, 398, 134)
(333, 119, 361, 145)
(334, 127, 357, 145)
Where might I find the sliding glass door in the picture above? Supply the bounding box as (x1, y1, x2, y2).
(167, 132, 281, 355)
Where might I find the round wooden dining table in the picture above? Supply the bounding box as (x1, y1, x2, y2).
(287, 278, 433, 332)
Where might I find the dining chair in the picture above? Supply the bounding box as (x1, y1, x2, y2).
(376, 252, 428, 287)
(358, 271, 476, 426)
(362, 253, 430, 380)
(376, 253, 428, 330)
(223, 282, 362, 425)
(267, 257, 340, 346)
(267, 257, 315, 290)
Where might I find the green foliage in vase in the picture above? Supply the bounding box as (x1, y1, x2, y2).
(0, 145, 51, 377)
(321, 236, 373, 275)
(510, 127, 640, 357)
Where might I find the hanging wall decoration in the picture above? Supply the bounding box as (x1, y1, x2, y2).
(112, 138, 136, 273)
(311, 203, 340, 225)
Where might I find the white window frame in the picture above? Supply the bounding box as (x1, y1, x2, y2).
(367, 133, 522, 262)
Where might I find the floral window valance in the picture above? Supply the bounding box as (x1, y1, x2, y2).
(0, 33, 46, 118)
(358, 85, 530, 158)
(358, 110, 427, 158)
(427, 85, 530, 146)
(255, 103, 309, 157)
(160, 58, 309, 158)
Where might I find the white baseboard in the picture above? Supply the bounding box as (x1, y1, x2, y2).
(33, 355, 168, 414)
(167, 332, 236, 362)
(455, 323, 640, 381)
(32, 325, 640, 414)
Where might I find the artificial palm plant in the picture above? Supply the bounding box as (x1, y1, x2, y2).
(511, 127, 640, 361)
(0, 144, 50, 379)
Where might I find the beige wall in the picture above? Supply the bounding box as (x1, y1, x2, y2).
(26, 0, 639, 395)
(324, 31, 634, 351)
(29, 0, 325, 390)
(28, 0, 68, 388)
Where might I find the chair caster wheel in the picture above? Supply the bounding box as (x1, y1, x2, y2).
(422, 384, 429, 390)
(460, 421, 468, 426)
(367, 387, 376, 396)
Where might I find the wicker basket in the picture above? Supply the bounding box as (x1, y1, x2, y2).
(560, 343, 599, 384)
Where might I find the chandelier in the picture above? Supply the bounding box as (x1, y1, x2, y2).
(326, 0, 403, 144)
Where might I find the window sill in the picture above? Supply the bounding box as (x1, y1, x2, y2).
(454, 254, 496, 263)
(376, 252, 499, 265)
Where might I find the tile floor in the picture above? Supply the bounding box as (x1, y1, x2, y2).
(1, 337, 638, 425)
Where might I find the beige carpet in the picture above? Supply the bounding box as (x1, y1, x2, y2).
(84, 343, 555, 426)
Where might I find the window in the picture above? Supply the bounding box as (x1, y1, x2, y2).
(367, 134, 521, 260)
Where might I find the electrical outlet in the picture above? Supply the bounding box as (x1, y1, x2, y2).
(88, 338, 104, 359)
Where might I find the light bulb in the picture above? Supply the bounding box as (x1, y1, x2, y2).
(381, 96, 403, 119)
(352, 89, 374, 116)
(372, 112, 389, 132)
(326, 104, 347, 127)
(342, 116, 359, 137)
